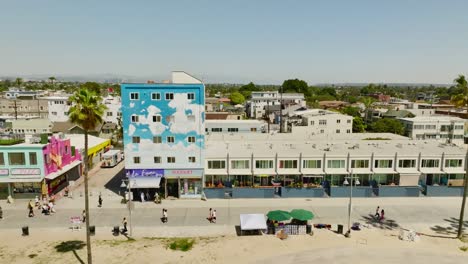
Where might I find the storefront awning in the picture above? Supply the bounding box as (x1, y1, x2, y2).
(420, 169, 445, 174)
(302, 175, 324, 178)
(128, 177, 162, 189)
(45, 160, 81, 180)
(324, 169, 348, 175)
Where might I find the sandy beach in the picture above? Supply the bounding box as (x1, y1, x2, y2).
(0, 226, 466, 264)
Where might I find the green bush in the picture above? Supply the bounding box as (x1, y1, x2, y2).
(167, 238, 194, 252)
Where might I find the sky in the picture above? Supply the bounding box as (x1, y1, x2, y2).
(0, 0, 467, 84)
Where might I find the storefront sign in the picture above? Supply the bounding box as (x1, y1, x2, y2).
(165, 169, 203, 177)
(0, 169, 8, 176)
(126, 169, 164, 178)
(11, 168, 41, 175)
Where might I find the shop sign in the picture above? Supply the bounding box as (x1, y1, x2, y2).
(11, 168, 41, 175)
(126, 169, 164, 178)
(165, 169, 203, 177)
(0, 169, 8, 176)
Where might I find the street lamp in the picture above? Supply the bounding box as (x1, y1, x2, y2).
(344, 171, 360, 238)
(121, 179, 133, 237)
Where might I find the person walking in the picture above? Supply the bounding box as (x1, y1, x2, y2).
(162, 209, 168, 223)
(0, 205, 3, 220)
(122, 217, 128, 233)
(98, 194, 103, 208)
(375, 206, 380, 219)
(81, 210, 86, 223)
(207, 208, 213, 223)
(140, 192, 145, 203)
(28, 200, 34, 217)
(380, 209, 385, 221)
(211, 209, 217, 224)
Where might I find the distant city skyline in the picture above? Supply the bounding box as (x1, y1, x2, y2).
(1, 0, 467, 84)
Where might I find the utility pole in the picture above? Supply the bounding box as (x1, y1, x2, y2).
(279, 87, 283, 133)
(14, 100, 18, 120)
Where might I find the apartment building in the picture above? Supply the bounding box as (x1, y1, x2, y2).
(205, 120, 265, 133)
(399, 116, 466, 145)
(247, 91, 305, 119)
(288, 109, 353, 136)
(121, 72, 205, 199)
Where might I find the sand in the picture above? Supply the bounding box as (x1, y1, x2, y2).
(0, 227, 466, 264)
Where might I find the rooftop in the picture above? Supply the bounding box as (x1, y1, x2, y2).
(399, 116, 466, 122)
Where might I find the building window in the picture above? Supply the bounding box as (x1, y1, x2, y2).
(130, 92, 139, 100)
(0, 153, 4, 165)
(454, 125, 464, 130)
(231, 160, 250, 169)
(8, 153, 26, 165)
(414, 125, 424, 129)
(154, 156, 161, 163)
(320, 129, 324, 133)
(319, 120, 327, 125)
(29, 152, 37, 165)
(187, 93, 195, 100)
(188, 156, 196, 163)
(445, 159, 462, 168)
(327, 160, 345, 169)
(133, 157, 140, 164)
(187, 136, 196, 143)
(310, 121, 315, 125)
(187, 115, 195, 122)
(106, 112, 113, 116)
(346, 129, 351, 133)
(255, 160, 274, 169)
(303, 160, 321, 169)
(132, 136, 140, 143)
(211, 128, 222, 132)
(131, 115, 139, 122)
(336, 129, 340, 133)
(117, 112, 122, 117)
(228, 128, 239, 132)
(425, 125, 436, 129)
(152, 115, 161, 122)
(337, 119, 341, 124)
(398, 159, 416, 168)
(207, 160, 226, 169)
(251, 128, 257, 132)
(167, 136, 175, 143)
(153, 136, 162, 143)
(165, 93, 174, 100)
(279, 160, 298, 169)
(374, 160, 393, 168)
(52, 112, 57, 116)
(151, 93, 161, 100)
(421, 159, 439, 168)
(347, 120, 351, 124)
(167, 157, 176, 163)
(351, 160, 369, 168)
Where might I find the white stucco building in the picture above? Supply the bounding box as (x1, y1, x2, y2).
(102, 95, 122, 124)
(288, 109, 353, 136)
(41, 94, 72, 122)
(205, 120, 266, 133)
(247, 91, 305, 119)
(399, 116, 466, 145)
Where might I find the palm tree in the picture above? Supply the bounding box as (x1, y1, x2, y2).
(15, 77, 23, 87)
(360, 96, 376, 123)
(69, 89, 106, 263)
(451, 75, 468, 239)
(48, 76, 56, 85)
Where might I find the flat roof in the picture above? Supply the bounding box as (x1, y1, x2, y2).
(399, 116, 466, 122)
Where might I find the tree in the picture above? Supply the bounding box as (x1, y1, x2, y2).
(451, 74, 468, 239)
(239, 82, 260, 99)
(282, 79, 310, 97)
(68, 89, 106, 264)
(340, 106, 361, 118)
(15, 77, 23, 87)
(48, 76, 56, 84)
(81, 82, 102, 95)
(360, 97, 376, 123)
(352, 116, 366, 132)
(368, 118, 405, 135)
(229, 91, 245, 105)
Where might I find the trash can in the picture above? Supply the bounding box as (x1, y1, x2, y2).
(89, 226, 95, 236)
(22, 226, 29, 236)
(337, 224, 343, 234)
(306, 225, 312, 234)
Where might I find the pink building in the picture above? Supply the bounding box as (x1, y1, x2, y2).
(43, 135, 82, 196)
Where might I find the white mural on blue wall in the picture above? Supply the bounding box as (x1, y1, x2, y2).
(121, 84, 205, 170)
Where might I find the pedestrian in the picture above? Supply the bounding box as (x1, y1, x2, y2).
(162, 208, 168, 223)
(28, 200, 34, 217)
(122, 217, 128, 233)
(48, 201, 55, 214)
(212, 209, 217, 223)
(98, 194, 103, 207)
(380, 209, 385, 221)
(0, 205, 3, 220)
(34, 196, 40, 208)
(207, 208, 213, 223)
(375, 206, 380, 219)
(140, 192, 145, 203)
(82, 210, 86, 223)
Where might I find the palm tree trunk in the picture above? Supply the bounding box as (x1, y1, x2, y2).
(458, 104, 468, 239)
(84, 130, 92, 263)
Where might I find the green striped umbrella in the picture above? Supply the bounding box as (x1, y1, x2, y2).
(267, 210, 291, 221)
(290, 209, 314, 221)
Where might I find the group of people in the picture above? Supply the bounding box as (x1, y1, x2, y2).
(375, 206, 385, 221)
(207, 208, 217, 223)
(27, 196, 56, 217)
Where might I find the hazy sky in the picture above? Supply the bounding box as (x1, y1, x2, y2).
(1, 0, 467, 84)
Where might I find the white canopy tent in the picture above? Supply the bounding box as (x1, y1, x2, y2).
(240, 214, 267, 231)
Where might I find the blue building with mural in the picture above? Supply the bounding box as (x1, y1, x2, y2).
(121, 72, 205, 199)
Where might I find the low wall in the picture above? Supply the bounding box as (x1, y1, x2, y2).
(330, 186, 373, 197)
(425, 186, 465, 197)
(204, 188, 232, 199)
(378, 186, 420, 197)
(232, 187, 275, 198)
(281, 187, 325, 198)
